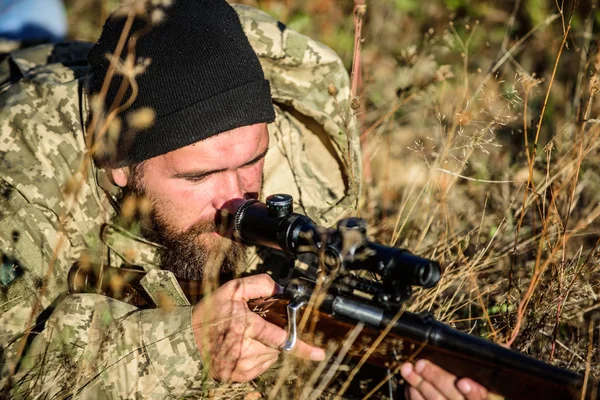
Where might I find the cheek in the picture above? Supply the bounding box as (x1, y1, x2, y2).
(150, 182, 216, 231)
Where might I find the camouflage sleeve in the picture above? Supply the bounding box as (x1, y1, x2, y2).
(0, 164, 210, 399)
(11, 294, 209, 399)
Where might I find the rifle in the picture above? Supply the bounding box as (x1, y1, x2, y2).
(68, 194, 599, 399)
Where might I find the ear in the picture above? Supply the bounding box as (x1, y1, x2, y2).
(111, 167, 130, 188)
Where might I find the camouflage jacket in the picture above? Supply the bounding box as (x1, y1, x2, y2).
(0, 5, 360, 399)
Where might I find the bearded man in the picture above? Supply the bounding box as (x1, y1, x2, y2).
(0, 1, 488, 399)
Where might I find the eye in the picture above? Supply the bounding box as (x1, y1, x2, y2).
(185, 175, 208, 183)
(241, 156, 264, 169)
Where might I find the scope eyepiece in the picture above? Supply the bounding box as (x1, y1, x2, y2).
(415, 260, 441, 288)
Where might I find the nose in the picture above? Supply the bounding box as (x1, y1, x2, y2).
(212, 171, 245, 214)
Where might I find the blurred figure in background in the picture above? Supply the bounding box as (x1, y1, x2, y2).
(0, 0, 67, 43)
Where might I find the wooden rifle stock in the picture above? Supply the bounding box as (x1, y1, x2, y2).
(68, 264, 598, 400)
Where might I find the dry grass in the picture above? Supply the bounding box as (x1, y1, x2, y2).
(41, 0, 600, 398)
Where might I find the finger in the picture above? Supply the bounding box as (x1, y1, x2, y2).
(246, 312, 286, 348)
(221, 274, 282, 301)
(401, 362, 449, 400)
(234, 341, 279, 372)
(289, 337, 325, 361)
(413, 380, 447, 400)
(414, 359, 465, 400)
(405, 385, 426, 400)
(208, 339, 277, 383)
(457, 378, 489, 400)
(246, 341, 280, 365)
(231, 354, 279, 383)
(400, 362, 424, 389)
(246, 314, 325, 361)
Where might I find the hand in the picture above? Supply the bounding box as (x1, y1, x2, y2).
(401, 359, 489, 400)
(192, 274, 325, 382)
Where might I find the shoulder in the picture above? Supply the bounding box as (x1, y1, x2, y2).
(0, 42, 111, 260)
(234, 5, 361, 225)
(0, 42, 90, 193)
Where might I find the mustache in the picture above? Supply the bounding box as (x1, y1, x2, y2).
(186, 218, 217, 235)
(161, 208, 235, 237)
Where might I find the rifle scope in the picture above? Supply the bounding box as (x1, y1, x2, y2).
(234, 194, 441, 289)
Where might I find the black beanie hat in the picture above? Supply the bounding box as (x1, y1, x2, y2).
(86, 0, 276, 167)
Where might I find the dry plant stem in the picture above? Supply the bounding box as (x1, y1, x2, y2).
(507, 185, 560, 347)
(462, 208, 513, 338)
(99, 20, 154, 137)
(266, 354, 294, 400)
(499, 0, 522, 55)
(435, 168, 512, 184)
(469, 270, 498, 340)
(349, 0, 364, 130)
(514, 125, 600, 219)
(449, 21, 474, 108)
(392, 146, 475, 247)
(469, 14, 559, 108)
(390, 173, 434, 247)
(336, 306, 406, 397)
(522, 88, 531, 165)
(543, 145, 553, 228)
(571, 13, 594, 119)
(532, 24, 571, 148)
(362, 364, 402, 400)
(549, 66, 598, 355)
(580, 318, 595, 400)
(414, 212, 437, 252)
(306, 323, 363, 400)
(300, 346, 338, 400)
(350, 0, 371, 214)
(349, 0, 365, 102)
(507, 23, 571, 346)
(561, 48, 599, 267)
(555, 0, 566, 33)
(85, 11, 136, 149)
(360, 93, 416, 142)
(550, 236, 600, 360)
(198, 241, 230, 382)
(476, 192, 489, 244)
(507, 201, 600, 346)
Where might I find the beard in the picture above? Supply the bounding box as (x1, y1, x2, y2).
(123, 165, 247, 283)
(144, 213, 246, 282)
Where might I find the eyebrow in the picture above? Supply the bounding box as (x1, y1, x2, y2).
(173, 147, 269, 180)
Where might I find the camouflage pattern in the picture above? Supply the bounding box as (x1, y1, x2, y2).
(141, 269, 192, 307)
(0, 4, 360, 398)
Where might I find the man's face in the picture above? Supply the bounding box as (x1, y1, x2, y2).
(112, 123, 269, 281)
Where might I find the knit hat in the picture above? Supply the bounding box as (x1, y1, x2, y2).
(86, 0, 276, 167)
